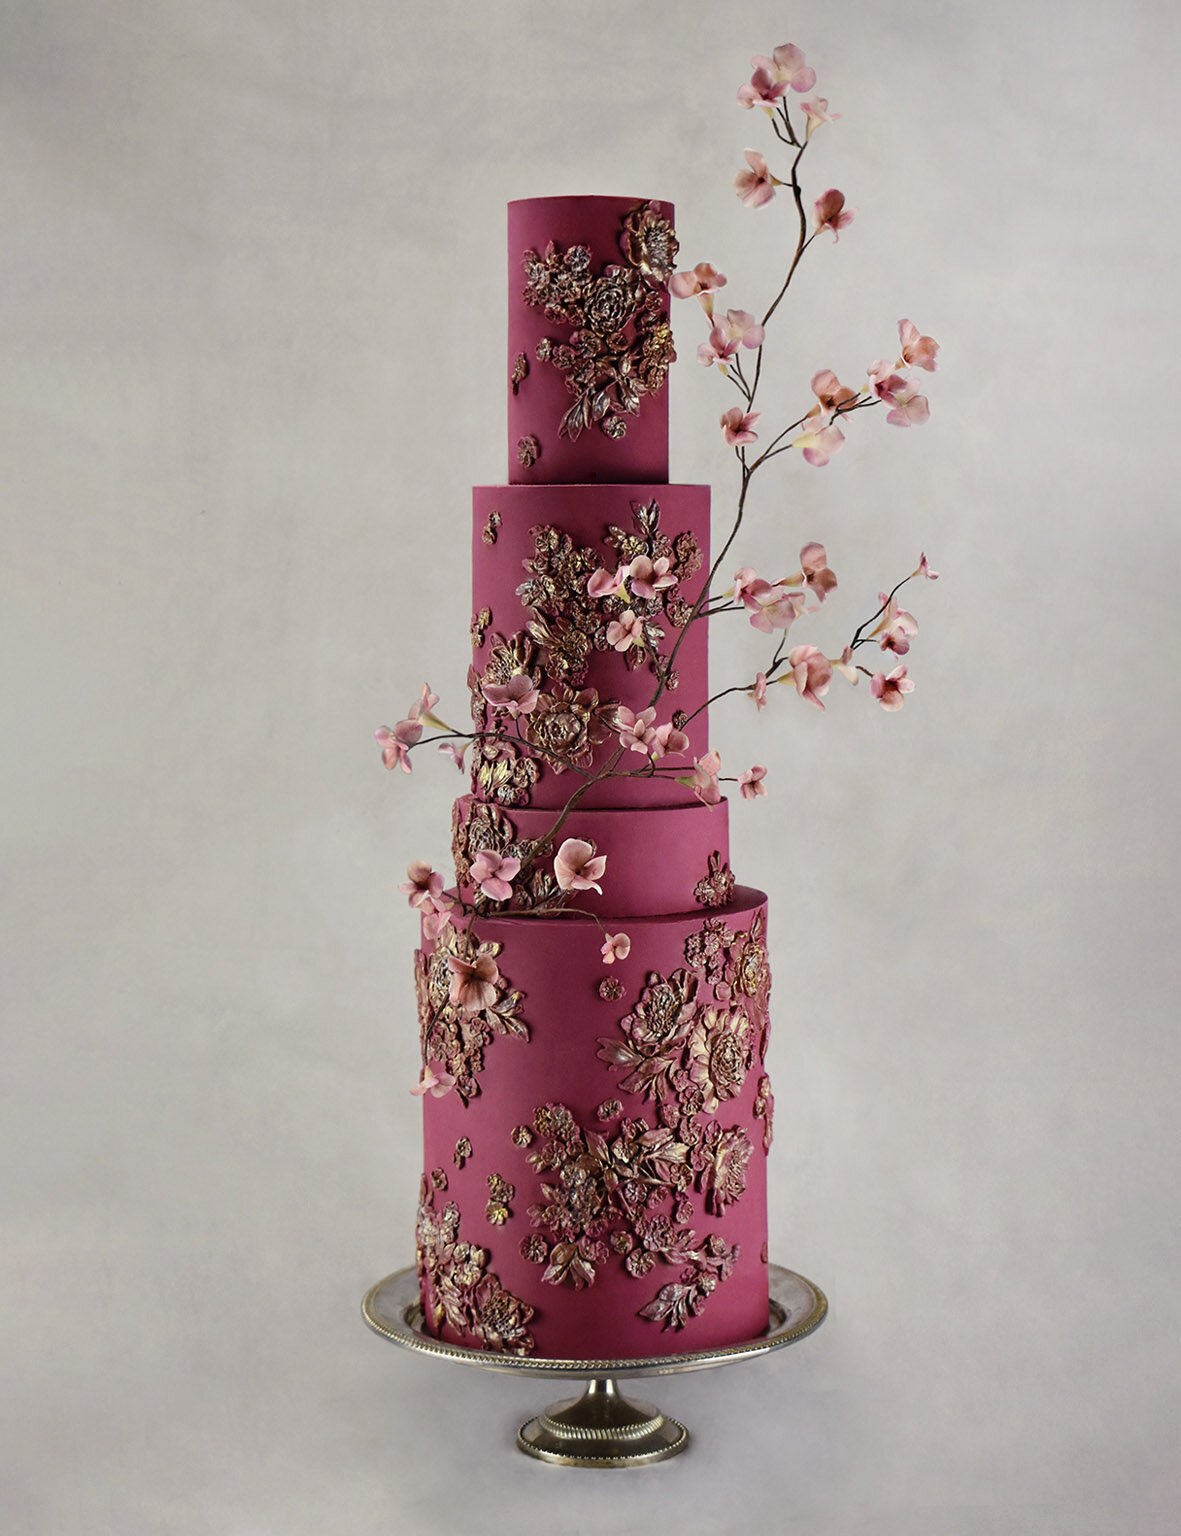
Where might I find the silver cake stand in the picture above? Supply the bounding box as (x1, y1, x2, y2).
(361, 1263, 827, 1467)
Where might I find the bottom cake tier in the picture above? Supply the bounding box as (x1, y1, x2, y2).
(414, 887, 774, 1360)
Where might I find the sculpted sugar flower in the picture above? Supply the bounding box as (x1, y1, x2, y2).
(874, 593, 919, 654)
(786, 645, 833, 709)
(375, 718, 422, 772)
(870, 664, 915, 711)
(470, 849, 521, 902)
(797, 542, 838, 603)
(734, 150, 778, 209)
(410, 1063, 457, 1099)
(399, 861, 444, 910)
(689, 750, 723, 807)
(792, 420, 845, 467)
(739, 765, 768, 800)
(448, 953, 501, 1012)
(898, 319, 940, 372)
(670, 262, 728, 312)
(750, 672, 768, 710)
(587, 563, 629, 601)
(800, 97, 841, 137)
(601, 933, 632, 965)
(481, 674, 539, 717)
(554, 838, 607, 894)
(627, 554, 676, 599)
(606, 608, 644, 652)
(916, 551, 940, 580)
(652, 721, 690, 758)
(809, 368, 857, 422)
(720, 407, 760, 446)
(813, 188, 854, 242)
(615, 705, 659, 756)
(885, 383, 930, 427)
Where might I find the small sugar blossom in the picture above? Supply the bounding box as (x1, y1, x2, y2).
(885, 382, 930, 428)
(421, 899, 455, 942)
(588, 564, 629, 601)
(554, 838, 608, 894)
(410, 1063, 456, 1099)
(375, 718, 421, 773)
(721, 407, 760, 446)
(734, 150, 778, 209)
(739, 765, 768, 800)
(813, 188, 854, 242)
(652, 721, 690, 758)
(399, 861, 443, 910)
(809, 368, 857, 423)
(437, 742, 467, 772)
(735, 571, 806, 634)
(481, 674, 539, 717)
(792, 420, 845, 467)
(898, 319, 940, 372)
(870, 664, 916, 712)
(737, 63, 789, 112)
(615, 705, 659, 756)
(796, 542, 838, 603)
(606, 608, 644, 652)
(786, 645, 833, 710)
(627, 554, 676, 599)
(916, 552, 940, 580)
(470, 849, 521, 902)
(601, 933, 631, 965)
(670, 262, 728, 315)
(448, 953, 501, 1012)
(688, 750, 722, 807)
(800, 97, 840, 137)
(874, 593, 919, 654)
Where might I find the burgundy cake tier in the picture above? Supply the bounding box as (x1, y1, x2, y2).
(469, 482, 710, 809)
(415, 887, 773, 1361)
(507, 196, 677, 486)
(452, 794, 731, 918)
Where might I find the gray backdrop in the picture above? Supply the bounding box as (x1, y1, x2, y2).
(2, 1, 1177, 1532)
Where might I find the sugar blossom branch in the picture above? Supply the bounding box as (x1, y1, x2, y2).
(375, 43, 945, 1069)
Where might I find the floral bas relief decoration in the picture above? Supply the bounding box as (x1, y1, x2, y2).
(415, 1177, 535, 1355)
(694, 850, 736, 908)
(520, 1102, 742, 1331)
(521, 201, 678, 443)
(414, 925, 528, 1103)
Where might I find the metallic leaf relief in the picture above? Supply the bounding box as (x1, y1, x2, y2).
(517, 435, 540, 468)
(416, 1178, 536, 1355)
(522, 1103, 739, 1329)
(470, 607, 492, 649)
(481, 509, 501, 545)
(753, 1073, 774, 1152)
(510, 353, 529, 394)
(521, 201, 679, 443)
(486, 1171, 515, 1226)
(454, 1137, 473, 1169)
(694, 850, 736, 908)
(598, 977, 625, 1001)
(415, 926, 528, 1103)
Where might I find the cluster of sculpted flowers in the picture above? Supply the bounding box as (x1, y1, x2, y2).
(378, 41, 943, 1095)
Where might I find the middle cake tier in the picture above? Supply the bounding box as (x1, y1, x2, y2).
(469, 482, 711, 810)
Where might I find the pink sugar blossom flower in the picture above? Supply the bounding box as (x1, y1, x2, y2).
(469, 849, 521, 902)
(606, 608, 644, 652)
(410, 1062, 456, 1099)
(422, 900, 454, 942)
(800, 97, 841, 137)
(885, 383, 930, 427)
(721, 406, 760, 446)
(698, 325, 736, 369)
(448, 953, 501, 1012)
(737, 63, 789, 112)
(652, 721, 690, 758)
(787, 645, 833, 710)
(481, 673, 539, 717)
(399, 861, 444, 910)
(413, 684, 440, 721)
(916, 551, 940, 580)
(867, 364, 909, 404)
(809, 368, 858, 423)
(437, 741, 467, 772)
(588, 563, 629, 601)
(870, 664, 916, 712)
(717, 309, 766, 350)
(601, 933, 632, 965)
(813, 188, 854, 242)
(751, 672, 768, 710)
(732, 568, 806, 632)
(554, 838, 607, 894)
(797, 541, 838, 603)
(734, 150, 778, 208)
(670, 263, 728, 315)
(615, 705, 659, 756)
(898, 319, 940, 372)
(739, 765, 768, 800)
(831, 645, 860, 686)
(875, 592, 919, 655)
(688, 750, 723, 807)
(792, 420, 846, 467)
(375, 718, 422, 773)
(627, 554, 677, 599)
(768, 42, 817, 92)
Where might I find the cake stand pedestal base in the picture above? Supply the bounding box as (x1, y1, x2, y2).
(362, 1263, 826, 1467)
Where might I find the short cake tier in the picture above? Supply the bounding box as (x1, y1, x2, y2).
(415, 887, 772, 1361)
(470, 481, 710, 810)
(452, 793, 734, 918)
(507, 196, 675, 486)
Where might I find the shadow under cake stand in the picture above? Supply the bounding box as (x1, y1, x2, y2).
(361, 1263, 827, 1467)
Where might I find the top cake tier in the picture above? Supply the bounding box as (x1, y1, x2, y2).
(507, 196, 677, 485)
